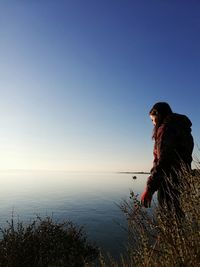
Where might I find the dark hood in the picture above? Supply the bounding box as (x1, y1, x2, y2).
(164, 113, 192, 130)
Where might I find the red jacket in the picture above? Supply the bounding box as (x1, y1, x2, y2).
(147, 113, 194, 193)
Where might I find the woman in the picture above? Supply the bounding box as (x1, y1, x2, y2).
(141, 102, 194, 216)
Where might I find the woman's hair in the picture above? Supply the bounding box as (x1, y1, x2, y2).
(149, 102, 173, 139)
(149, 102, 173, 117)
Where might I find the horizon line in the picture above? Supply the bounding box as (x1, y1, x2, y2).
(0, 168, 150, 173)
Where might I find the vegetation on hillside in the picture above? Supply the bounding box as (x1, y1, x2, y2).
(94, 167, 200, 267)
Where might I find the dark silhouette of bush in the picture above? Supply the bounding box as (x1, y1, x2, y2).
(0, 216, 99, 267)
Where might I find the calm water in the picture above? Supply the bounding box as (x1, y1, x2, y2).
(0, 171, 147, 257)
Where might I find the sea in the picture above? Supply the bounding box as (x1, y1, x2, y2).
(0, 171, 148, 258)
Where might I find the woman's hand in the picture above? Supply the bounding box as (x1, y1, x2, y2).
(141, 189, 153, 208)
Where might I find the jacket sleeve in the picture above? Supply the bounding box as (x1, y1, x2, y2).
(147, 124, 178, 193)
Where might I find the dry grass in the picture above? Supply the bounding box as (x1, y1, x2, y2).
(93, 166, 200, 267)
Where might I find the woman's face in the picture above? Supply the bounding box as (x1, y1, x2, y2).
(150, 114, 159, 126)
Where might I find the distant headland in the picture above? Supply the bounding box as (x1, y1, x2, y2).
(118, 171, 150, 174)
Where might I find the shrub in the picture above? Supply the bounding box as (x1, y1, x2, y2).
(0, 216, 99, 267)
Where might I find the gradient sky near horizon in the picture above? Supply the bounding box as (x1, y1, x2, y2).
(0, 1, 200, 172)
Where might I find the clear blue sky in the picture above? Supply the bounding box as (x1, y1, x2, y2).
(0, 1, 199, 172)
